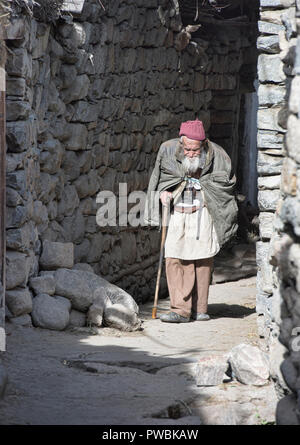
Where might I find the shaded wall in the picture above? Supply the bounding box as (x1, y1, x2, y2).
(0, 1, 7, 351)
(257, 0, 300, 424)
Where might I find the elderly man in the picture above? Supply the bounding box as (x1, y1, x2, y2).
(144, 119, 238, 323)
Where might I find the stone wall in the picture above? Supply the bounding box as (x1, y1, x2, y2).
(256, 1, 292, 347)
(4, 0, 257, 327)
(257, 0, 300, 424)
(0, 1, 8, 353)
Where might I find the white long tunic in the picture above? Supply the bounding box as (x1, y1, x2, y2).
(164, 199, 220, 260)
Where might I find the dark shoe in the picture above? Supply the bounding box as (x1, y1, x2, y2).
(160, 311, 190, 323)
(191, 312, 210, 321)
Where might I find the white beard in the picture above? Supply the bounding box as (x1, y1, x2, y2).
(182, 150, 206, 174)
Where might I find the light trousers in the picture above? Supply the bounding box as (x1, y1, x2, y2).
(165, 256, 214, 318)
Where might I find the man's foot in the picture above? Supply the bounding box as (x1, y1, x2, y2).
(191, 312, 210, 321)
(160, 311, 190, 323)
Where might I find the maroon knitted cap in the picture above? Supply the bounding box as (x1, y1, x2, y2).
(179, 119, 205, 141)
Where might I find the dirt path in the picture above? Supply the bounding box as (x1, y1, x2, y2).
(0, 276, 278, 425)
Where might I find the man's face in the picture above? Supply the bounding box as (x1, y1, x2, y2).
(182, 136, 202, 158)
(181, 136, 206, 174)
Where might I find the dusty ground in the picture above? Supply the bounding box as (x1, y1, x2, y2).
(0, 275, 278, 425)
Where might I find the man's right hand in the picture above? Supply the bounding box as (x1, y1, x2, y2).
(160, 191, 173, 207)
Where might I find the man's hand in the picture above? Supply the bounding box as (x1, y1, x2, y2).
(160, 191, 173, 207)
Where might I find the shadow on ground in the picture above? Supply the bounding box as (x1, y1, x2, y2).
(0, 324, 207, 425)
(208, 303, 256, 319)
(0, 276, 276, 425)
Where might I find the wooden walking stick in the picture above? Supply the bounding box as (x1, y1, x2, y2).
(152, 201, 169, 319)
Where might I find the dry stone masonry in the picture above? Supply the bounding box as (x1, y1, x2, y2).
(256, 0, 300, 425)
(2, 0, 300, 425)
(4, 0, 258, 331)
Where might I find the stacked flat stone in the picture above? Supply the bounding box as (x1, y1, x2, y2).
(4, 0, 257, 320)
(256, 0, 291, 343)
(256, 0, 300, 425)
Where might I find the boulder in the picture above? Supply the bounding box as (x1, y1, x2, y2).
(54, 295, 72, 313)
(31, 294, 70, 331)
(103, 304, 142, 331)
(87, 302, 104, 327)
(5, 287, 32, 317)
(95, 279, 139, 314)
(40, 240, 74, 270)
(9, 314, 32, 327)
(68, 309, 86, 327)
(228, 343, 270, 386)
(195, 355, 229, 386)
(54, 268, 97, 312)
(29, 274, 56, 296)
(54, 268, 140, 318)
(87, 292, 112, 327)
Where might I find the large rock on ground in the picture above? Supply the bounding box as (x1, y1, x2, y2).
(31, 293, 70, 331)
(87, 301, 106, 327)
(54, 268, 99, 312)
(228, 343, 270, 386)
(189, 381, 277, 425)
(54, 268, 140, 330)
(54, 268, 139, 313)
(40, 240, 74, 270)
(55, 295, 72, 313)
(195, 355, 229, 386)
(97, 281, 139, 314)
(103, 304, 142, 331)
